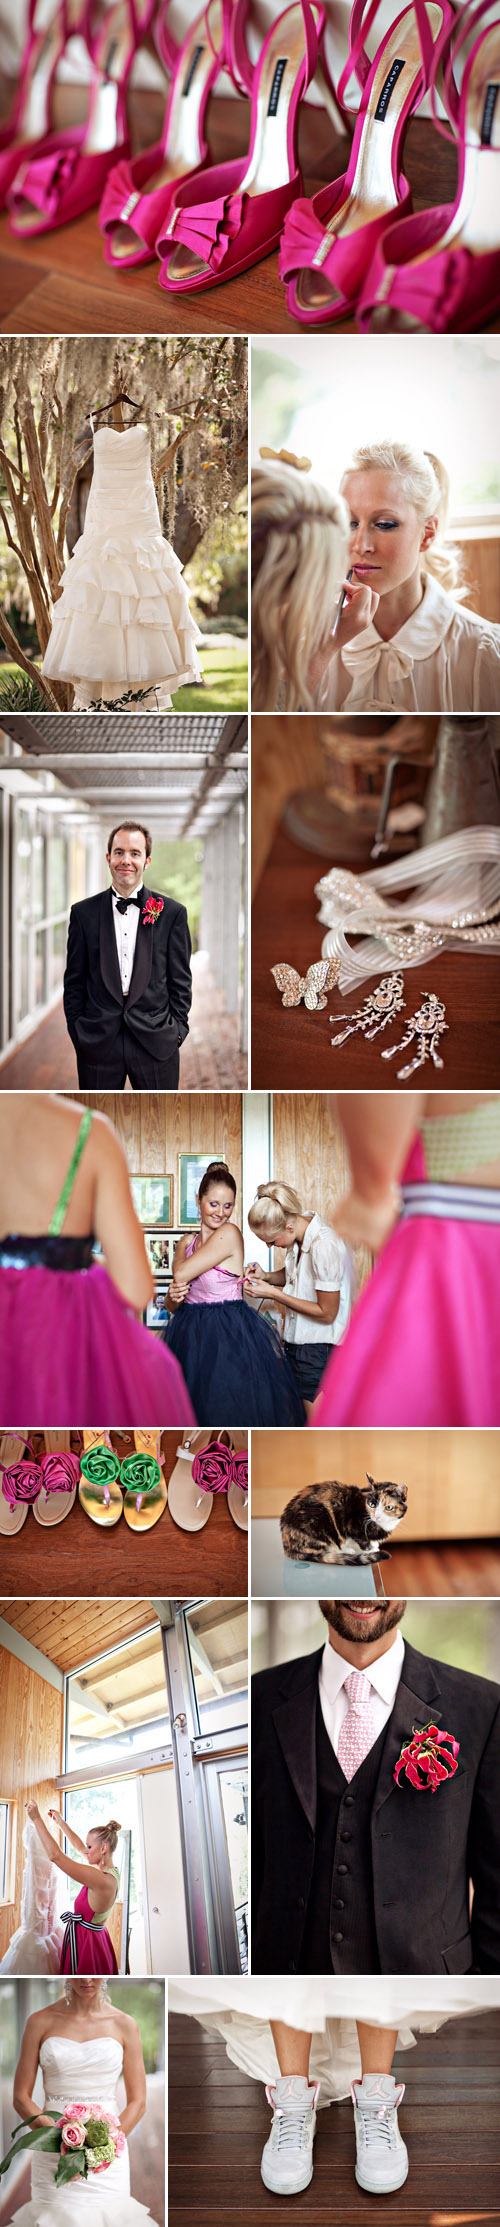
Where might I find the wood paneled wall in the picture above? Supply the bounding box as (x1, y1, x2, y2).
(251, 1429, 500, 1540)
(0, 1645, 63, 1958)
(74, 1094, 242, 1219)
(456, 535, 500, 627)
(273, 1094, 371, 1291)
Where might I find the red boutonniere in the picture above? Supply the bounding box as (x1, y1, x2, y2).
(394, 1722, 460, 1793)
(142, 896, 164, 928)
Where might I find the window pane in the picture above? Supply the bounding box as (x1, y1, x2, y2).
(66, 1627, 170, 1770)
(63, 1780, 146, 1969)
(185, 1602, 248, 1734)
(48, 919, 67, 999)
(34, 929, 46, 1008)
(18, 929, 30, 1023)
(218, 1766, 248, 1972)
(48, 835, 67, 916)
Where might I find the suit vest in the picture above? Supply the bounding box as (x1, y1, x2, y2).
(298, 1696, 388, 1973)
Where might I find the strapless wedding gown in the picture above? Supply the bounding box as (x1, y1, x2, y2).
(42, 425, 203, 712)
(0, 1820, 62, 1974)
(169, 1977, 500, 2104)
(9, 2037, 159, 2225)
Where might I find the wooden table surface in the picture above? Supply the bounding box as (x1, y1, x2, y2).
(251, 819, 500, 1089)
(1, 86, 498, 337)
(0, 1430, 248, 1599)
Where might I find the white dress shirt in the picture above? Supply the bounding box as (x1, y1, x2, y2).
(283, 1213, 351, 1346)
(313, 573, 500, 714)
(318, 1628, 405, 1760)
(111, 883, 143, 994)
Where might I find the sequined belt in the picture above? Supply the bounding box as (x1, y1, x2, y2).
(61, 1910, 102, 1973)
(401, 1182, 500, 1224)
(0, 1235, 94, 1270)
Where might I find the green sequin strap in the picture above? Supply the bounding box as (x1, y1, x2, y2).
(49, 1108, 93, 1237)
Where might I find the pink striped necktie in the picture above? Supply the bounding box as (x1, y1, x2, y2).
(337, 1668, 377, 1782)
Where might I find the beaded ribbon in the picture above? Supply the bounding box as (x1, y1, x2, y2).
(40, 1452, 80, 1499)
(120, 1452, 161, 1514)
(231, 1450, 248, 1500)
(79, 1445, 120, 1511)
(1, 1459, 42, 1509)
(192, 1442, 233, 1496)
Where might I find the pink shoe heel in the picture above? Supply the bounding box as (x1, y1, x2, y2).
(99, 0, 242, 268)
(0, 0, 79, 210)
(7, 0, 156, 236)
(280, 0, 454, 326)
(156, 0, 342, 296)
(358, 0, 500, 332)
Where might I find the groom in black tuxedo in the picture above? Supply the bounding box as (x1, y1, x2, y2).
(63, 820, 192, 1089)
(252, 1598, 500, 1974)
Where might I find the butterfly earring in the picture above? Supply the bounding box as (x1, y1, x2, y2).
(271, 960, 341, 1011)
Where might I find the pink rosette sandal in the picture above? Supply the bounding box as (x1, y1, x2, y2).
(280, 0, 454, 326)
(99, 0, 246, 269)
(167, 1427, 233, 1532)
(358, 0, 500, 332)
(0, 1432, 31, 1535)
(8, 0, 156, 237)
(0, 0, 76, 210)
(227, 1444, 248, 1531)
(0, 1431, 78, 1531)
(156, 0, 342, 295)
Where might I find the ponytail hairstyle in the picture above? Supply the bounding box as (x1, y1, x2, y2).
(342, 440, 462, 594)
(248, 1180, 303, 1237)
(251, 460, 349, 710)
(91, 1819, 121, 1857)
(198, 1161, 237, 1203)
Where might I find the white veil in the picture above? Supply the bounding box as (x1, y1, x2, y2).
(0, 1817, 64, 1973)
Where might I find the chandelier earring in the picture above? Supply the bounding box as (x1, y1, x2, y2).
(65, 1981, 72, 2007)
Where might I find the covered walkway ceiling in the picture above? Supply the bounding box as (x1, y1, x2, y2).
(0, 714, 247, 840)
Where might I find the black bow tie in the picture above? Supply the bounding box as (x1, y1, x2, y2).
(114, 892, 142, 914)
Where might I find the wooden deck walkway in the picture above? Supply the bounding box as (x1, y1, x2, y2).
(0, 957, 246, 1091)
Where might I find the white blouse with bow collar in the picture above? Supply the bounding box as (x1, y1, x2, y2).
(315, 573, 500, 714)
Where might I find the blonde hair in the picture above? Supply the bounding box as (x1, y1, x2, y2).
(90, 1819, 121, 1856)
(251, 462, 349, 710)
(248, 1180, 303, 1237)
(342, 441, 461, 593)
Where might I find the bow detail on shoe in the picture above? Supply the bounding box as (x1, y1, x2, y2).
(280, 194, 365, 297)
(369, 245, 472, 332)
(168, 188, 244, 271)
(11, 142, 79, 219)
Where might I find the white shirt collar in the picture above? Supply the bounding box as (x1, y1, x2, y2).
(319, 1626, 405, 1705)
(111, 882, 144, 903)
(292, 1215, 318, 1257)
(341, 574, 455, 672)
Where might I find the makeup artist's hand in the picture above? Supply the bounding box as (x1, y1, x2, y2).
(334, 577, 380, 649)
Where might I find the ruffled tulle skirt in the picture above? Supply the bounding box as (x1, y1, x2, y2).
(0, 1262, 196, 1427)
(163, 1300, 305, 1427)
(313, 1210, 500, 1427)
(42, 525, 203, 712)
(169, 1975, 500, 2104)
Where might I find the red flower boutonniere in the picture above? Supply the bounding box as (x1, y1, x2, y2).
(142, 896, 164, 928)
(394, 1722, 460, 1793)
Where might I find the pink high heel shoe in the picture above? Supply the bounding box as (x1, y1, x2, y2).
(7, 0, 156, 236)
(155, 0, 342, 296)
(280, 0, 454, 326)
(0, 0, 84, 210)
(358, 0, 500, 332)
(99, 0, 245, 268)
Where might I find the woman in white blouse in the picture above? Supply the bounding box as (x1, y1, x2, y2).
(311, 441, 500, 715)
(245, 1182, 351, 1414)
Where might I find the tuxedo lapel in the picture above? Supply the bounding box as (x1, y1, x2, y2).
(99, 888, 123, 1006)
(372, 1643, 442, 1815)
(271, 1649, 323, 1832)
(126, 890, 155, 1011)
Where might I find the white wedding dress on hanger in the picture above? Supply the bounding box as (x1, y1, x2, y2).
(42, 424, 203, 712)
(0, 1820, 63, 1974)
(169, 1976, 500, 2103)
(9, 2036, 159, 2225)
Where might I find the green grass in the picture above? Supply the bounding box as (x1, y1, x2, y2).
(173, 638, 248, 714)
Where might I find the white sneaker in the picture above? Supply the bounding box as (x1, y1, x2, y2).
(352, 2074, 409, 2194)
(261, 2074, 320, 2194)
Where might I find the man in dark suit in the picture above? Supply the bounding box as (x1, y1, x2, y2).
(252, 1597, 500, 1974)
(63, 820, 192, 1089)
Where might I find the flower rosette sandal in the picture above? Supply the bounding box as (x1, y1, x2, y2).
(156, 0, 341, 295)
(120, 1427, 167, 1530)
(227, 1445, 248, 1530)
(167, 1427, 233, 1531)
(0, 1437, 40, 1535)
(99, 0, 244, 268)
(0, 1431, 79, 1531)
(79, 1429, 123, 1527)
(8, 0, 156, 237)
(280, 0, 454, 326)
(358, 0, 500, 332)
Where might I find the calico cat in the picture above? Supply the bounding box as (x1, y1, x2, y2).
(280, 1474, 408, 1564)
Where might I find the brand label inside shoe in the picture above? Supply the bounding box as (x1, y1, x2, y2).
(183, 43, 204, 97)
(374, 58, 406, 121)
(481, 83, 499, 144)
(268, 58, 287, 117)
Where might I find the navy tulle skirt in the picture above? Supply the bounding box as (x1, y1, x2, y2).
(163, 1300, 305, 1426)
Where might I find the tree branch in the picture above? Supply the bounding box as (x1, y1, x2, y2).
(0, 603, 60, 707)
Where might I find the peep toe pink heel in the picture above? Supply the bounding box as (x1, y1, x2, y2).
(7, 0, 156, 236)
(99, 0, 245, 267)
(156, 0, 342, 296)
(280, 0, 454, 326)
(358, 0, 500, 332)
(0, 0, 84, 210)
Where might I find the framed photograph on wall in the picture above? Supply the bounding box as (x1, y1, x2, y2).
(146, 1280, 171, 1330)
(131, 1176, 173, 1229)
(144, 1231, 172, 1275)
(178, 1151, 224, 1228)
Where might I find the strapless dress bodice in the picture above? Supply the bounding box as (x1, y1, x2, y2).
(184, 1238, 243, 1306)
(41, 2035, 123, 2107)
(87, 427, 160, 527)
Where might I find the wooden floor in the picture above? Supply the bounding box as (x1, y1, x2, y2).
(380, 1537, 500, 1598)
(0, 961, 247, 1091)
(168, 2008, 500, 2225)
(0, 1428, 248, 1598)
(1, 86, 495, 338)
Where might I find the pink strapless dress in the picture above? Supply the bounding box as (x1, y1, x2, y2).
(312, 1136, 500, 1427)
(60, 1883, 118, 1975)
(0, 1256, 196, 1427)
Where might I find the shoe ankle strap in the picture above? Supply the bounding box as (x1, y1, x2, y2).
(429, 0, 499, 142)
(230, 0, 323, 101)
(338, 0, 437, 111)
